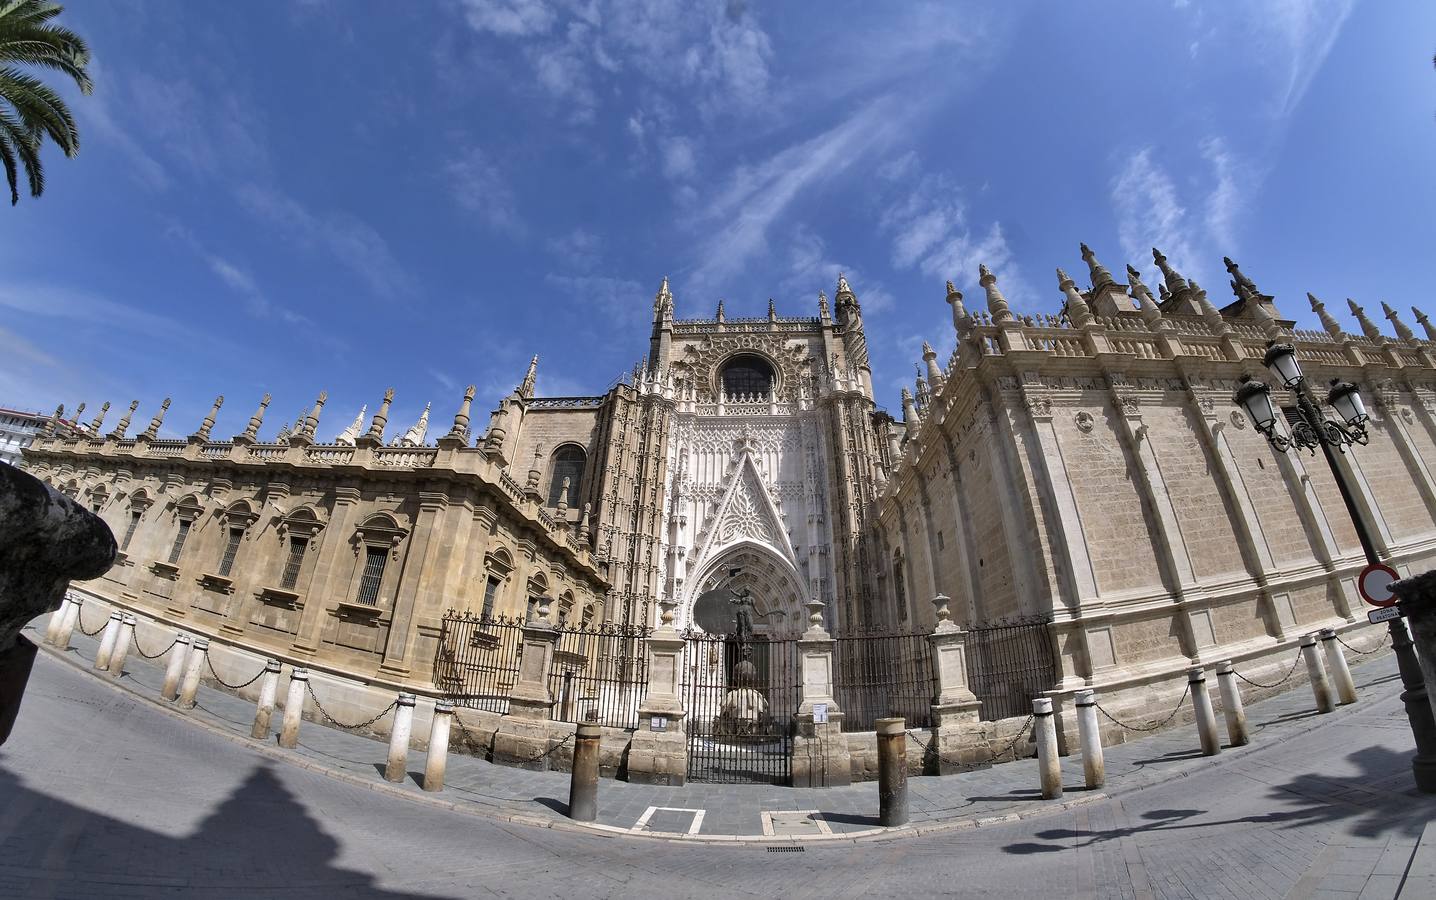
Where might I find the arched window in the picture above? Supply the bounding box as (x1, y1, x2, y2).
(720, 354, 775, 397)
(892, 548, 908, 623)
(547, 445, 586, 508)
(481, 547, 514, 619)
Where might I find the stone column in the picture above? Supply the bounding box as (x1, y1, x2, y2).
(250, 660, 282, 740)
(380, 493, 449, 677)
(1189, 667, 1221, 756)
(279, 667, 308, 749)
(384, 692, 416, 782)
(161, 634, 191, 701)
(93, 612, 123, 670)
(792, 599, 852, 787)
(1215, 661, 1249, 746)
(1074, 689, 1104, 788)
(927, 594, 983, 773)
(1301, 634, 1336, 714)
(424, 700, 453, 792)
(876, 718, 908, 826)
(43, 595, 70, 645)
(52, 595, 82, 650)
(627, 598, 689, 786)
(291, 487, 361, 657)
(106, 614, 136, 677)
(1319, 628, 1358, 705)
(1033, 697, 1062, 800)
(568, 721, 601, 821)
(491, 602, 562, 769)
(177, 637, 209, 709)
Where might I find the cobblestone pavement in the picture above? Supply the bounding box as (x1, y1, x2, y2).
(2, 620, 1433, 898)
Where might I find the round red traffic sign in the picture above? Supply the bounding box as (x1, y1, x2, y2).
(1358, 563, 1399, 608)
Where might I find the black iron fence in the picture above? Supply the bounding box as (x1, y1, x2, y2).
(547, 622, 651, 730)
(682, 632, 799, 785)
(965, 617, 1057, 721)
(434, 610, 525, 713)
(832, 629, 935, 731)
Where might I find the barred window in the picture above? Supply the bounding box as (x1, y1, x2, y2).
(280, 536, 308, 590)
(720, 354, 774, 397)
(547, 445, 586, 508)
(90, 497, 103, 513)
(218, 527, 244, 577)
(122, 511, 142, 551)
(481, 574, 501, 619)
(168, 519, 192, 564)
(355, 546, 387, 606)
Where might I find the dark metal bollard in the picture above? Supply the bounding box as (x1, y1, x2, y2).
(1391, 572, 1436, 793)
(0, 462, 117, 746)
(568, 722, 602, 821)
(876, 717, 908, 827)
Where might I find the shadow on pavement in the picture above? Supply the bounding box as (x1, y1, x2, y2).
(0, 764, 451, 898)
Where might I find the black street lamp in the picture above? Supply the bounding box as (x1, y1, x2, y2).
(1234, 340, 1436, 793)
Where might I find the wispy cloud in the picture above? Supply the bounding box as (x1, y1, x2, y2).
(781, 229, 895, 316)
(235, 185, 413, 299)
(444, 147, 523, 233)
(546, 228, 602, 270)
(543, 273, 646, 329)
(1261, 0, 1358, 116)
(164, 224, 314, 328)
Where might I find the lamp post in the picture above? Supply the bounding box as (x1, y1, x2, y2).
(1234, 341, 1436, 792)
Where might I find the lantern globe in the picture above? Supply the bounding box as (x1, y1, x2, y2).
(1326, 379, 1368, 425)
(1262, 341, 1303, 388)
(1234, 376, 1278, 429)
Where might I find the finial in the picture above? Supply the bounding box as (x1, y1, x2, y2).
(901, 386, 921, 430)
(447, 384, 477, 439)
(1190, 279, 1227, 333)
(1151, 247, 1189, 294)
(654, 275, 672, 313)
(836, 272, 851, 295)
(399, 402, 430, 447)
(1080, 242, 1114, 288)
(716, 298, 726, 322)
(945, 280, 969, 335)
(519, 355, 538, 399)
(1308, 293, 1344, 339)
(1413, 307, 1436, 342)
(768, 297, 777, 320)
(139, 398, 170, 441)
(526, 444, 544, 492)
(240, 393, 271, 440)
(817, 290, 830, 319)
(978, 263, 1013, 322)
(109, 400, 140, 439)
(1347, 298, 1385, 343)
(73, 401, 85, 426)
(1224, 256, 1257, 294)
(1056, 268, 1094, 328)
(301, 391, 326, 439)
(556, 476, 571, 515)
(336, 405, 367, 445)
(366, 388, 393, 440)
(43, 403, 63, 436)
(88, 401, 110, 435)
(192, 395, 224, 441)
(578, 501, 592, 544)
(1126, 265, 1165, 329)
(1381, 301, 1417, 343)
(1248, 297, 1283, 341)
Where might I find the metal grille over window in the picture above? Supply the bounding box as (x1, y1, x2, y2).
(355, 546, 387, 606)
(168, 519, 192, 564)
(720, 354, 774, 397)
(121, 511, 141, 551)
(547, 446, 586, 508)
(218, 527, 243, 577)
(480, 575, 501, 620)
(280, 536, 307, 589)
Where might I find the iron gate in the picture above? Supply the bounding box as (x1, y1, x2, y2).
(681, 632, 799, 785)
(965, 617, 1058, 721)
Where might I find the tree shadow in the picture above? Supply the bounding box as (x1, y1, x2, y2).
(1001, 745, 1435, 855)
(0, 765, 450, 897)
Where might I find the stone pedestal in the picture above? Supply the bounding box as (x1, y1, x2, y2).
(927, 605, 984, 774)
(491, 616, 562, 770)
(791, 625, 851, 788)
(627, 627, 688, 786)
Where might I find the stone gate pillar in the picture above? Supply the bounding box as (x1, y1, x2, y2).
(791, 599, 851, 787)
(627, 597, 688, 785)
(491, 597, 564, 770)
(928, 594, 984, 774)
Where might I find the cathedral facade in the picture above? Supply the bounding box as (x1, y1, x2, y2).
(20, 247, 1435, 781)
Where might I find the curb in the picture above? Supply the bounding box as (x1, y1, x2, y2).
(26, 625, 1399, 847)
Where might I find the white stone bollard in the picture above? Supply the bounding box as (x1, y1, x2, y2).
(1033, 697, 1062, 800)
(177, 638, 209, 709)
(424, 700, 454, 792)
(1300, 634, 1335, 713)
(250, 660, 283, 740)
(161, 634, 192, 701)
(107, 615, 137, 677)
(278, 668, 308, 749)
(1319, 629, 1358, 705)
(93, 612, 123, 670)
(1215, 661, 1249, 747)
(52, 595, 82, 650)
(44, 595, 71, 644)
(1074, 689, 1105, 788)
(384, 693, 417, 783)
(1189, 667, 1221, 756)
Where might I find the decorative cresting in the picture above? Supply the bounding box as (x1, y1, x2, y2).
(139, 398, 170, 441)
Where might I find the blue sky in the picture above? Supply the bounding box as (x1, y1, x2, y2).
(1, 0, 1432, 439)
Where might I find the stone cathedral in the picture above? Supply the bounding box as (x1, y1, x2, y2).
(21, 246, 1436, 783)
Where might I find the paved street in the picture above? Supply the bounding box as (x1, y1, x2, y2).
(2, 625, 1434, 898)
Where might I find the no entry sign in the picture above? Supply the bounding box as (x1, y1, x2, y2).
(1357, 563, 1399, 608)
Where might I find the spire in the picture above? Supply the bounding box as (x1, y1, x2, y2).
(1080, 242, 1114, 289)
(192, 395, 224, 441)
(1248, 297, 1283, 341)
(978, 263, 1014, 322)
(366, 388, 393, 440)
(817, 290, 830, 321)
(519, 355, 538, 399)
(1413, 307, 1436, 342)
(43, 403, 63, 437)
(578, 502, 591, 544)
(945, 280, 970, 335)
(1224, 256, 1260, 297)
(1056, 268, 1094, 327)
(900, 386, 921, 429)
(1151, 247, 1189, 295)
(1308, 293, 1344, 339)
(301, 391, 325, 440)
(1126, 264, 1166, 329)
(109, 400, 139, 439)
(836, 272, 852, 296)
(1192, 280, 1228, 334)
(1382, 302, 1417, 343)
(1347, 299, 1385, 343)
(399, 402, 430, 447)
(139, 398, 170, 441)
(73, 402, 85, 428)
(336, 405, 367, 445)
(715, 298, 725, 323)
(240, 393, 271, 441)
(653, 275, 672, 314)
(768, 297, 777, 321)
(922, 340, 944, 390)
(447, 384, 476, 439)
(88, 401, 110, 435)
(1158, 282, 1171, 304)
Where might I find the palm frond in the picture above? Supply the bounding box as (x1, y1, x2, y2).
(0, 65, 78, 153)
(0, 107, 42, 201)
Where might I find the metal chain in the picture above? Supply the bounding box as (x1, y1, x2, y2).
(77, 608, 107, 637)
(305, 682, 397, 731)
(988, 713, 1034, 763)
(1233, 648, 1304, 689)
(204, 655, 269, 691)
(1335, 634, 1380, 656)
(131, 631, 180, 660)
(447, 701, 572, 762)
(1094, 685, 1190, 733)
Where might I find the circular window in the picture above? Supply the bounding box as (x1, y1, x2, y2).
(720, 354, 775, 397)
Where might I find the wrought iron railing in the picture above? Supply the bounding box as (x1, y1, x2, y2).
(434, 610, 526, 714)
(546, 622, 652, 730)
(964, 617, 1057, 722)
(832, 629, 935, 731)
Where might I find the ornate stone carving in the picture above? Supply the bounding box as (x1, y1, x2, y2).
(1229, 411, 1247, 429)
(1074, 411, 1095, 433)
